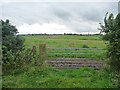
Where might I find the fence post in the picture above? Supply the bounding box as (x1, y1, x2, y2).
(32, 46, 37, 65)
(39, 44, 47, 66)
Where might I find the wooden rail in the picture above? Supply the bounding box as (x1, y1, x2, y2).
(47, 48, 106, 50)
(48, 53, 99, 55)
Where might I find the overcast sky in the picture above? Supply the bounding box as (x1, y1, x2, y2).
(1, 0, 119, 34)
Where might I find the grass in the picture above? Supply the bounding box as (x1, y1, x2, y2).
(22, 35, 107, 59)
(2, 66, 116, 88)
(23, 35, 106, 48)
(3, 35, 117, 88)
(47, 49, 106, 59)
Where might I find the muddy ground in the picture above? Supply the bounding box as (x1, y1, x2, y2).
(46, 58, 106, 69)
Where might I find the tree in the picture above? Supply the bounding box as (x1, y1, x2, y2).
(99, 13, 120, 87)
(1, 19, 25, 63)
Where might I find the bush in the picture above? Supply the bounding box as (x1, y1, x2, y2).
(1, 19, 25, 63)
(99, 13, 120, 72)
(2, 48, 38, 75)
(99, 12, 120, 87)
(82, 45, 89, 48)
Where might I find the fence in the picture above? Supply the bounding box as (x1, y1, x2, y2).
(31, 44, 47, 65)
(31, 44, 106, 63)
(31, 44, 106, 69)
(47, 47, 106, 59)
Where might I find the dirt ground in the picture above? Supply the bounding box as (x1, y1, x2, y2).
(46, 58, 106, 69)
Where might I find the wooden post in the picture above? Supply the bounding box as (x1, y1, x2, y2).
(32, 46, 36, 56)
(39, 44, 47, 66)
(32, 46, 37, 65)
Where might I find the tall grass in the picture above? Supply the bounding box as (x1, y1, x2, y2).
(2, 66, 117, 88)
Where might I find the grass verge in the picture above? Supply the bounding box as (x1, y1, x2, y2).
(3, 65, 116, 88)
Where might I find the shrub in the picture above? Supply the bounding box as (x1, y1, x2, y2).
(82, 45, 89, 48)
(99, 12, 120, 87)
(1, 19, 25, 63)
(2, 48, 38, 75)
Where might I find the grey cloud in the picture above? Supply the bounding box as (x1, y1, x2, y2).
(53, 8, 71, 21)
(118, 1, 120, 13)
(1, 2, 118, 33)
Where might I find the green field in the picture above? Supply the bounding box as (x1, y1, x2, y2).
(3, 35, 116, 88)
(23, 35, 107, 59)
(23, 35, 105, 48)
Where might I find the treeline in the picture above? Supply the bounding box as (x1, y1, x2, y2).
(18, 33, 100, 36)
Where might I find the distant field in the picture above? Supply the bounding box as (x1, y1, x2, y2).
(23, 35, 105, 48)
(23, 35, 107, 59)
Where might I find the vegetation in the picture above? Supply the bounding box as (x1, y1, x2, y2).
(82, 44, 89, 48)
(3, 32, 116, 88)
(23, 35, 105, 48)
(1, 20, 39, 75)
(2, 16, 119, 88)
(1, 20, 24, 63)
(22, 35, 106, 59)
(2, 48, 39, 75)
(2, 66, 117, 88)
(99, 13, 120, 87)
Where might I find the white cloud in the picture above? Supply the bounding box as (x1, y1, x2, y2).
(17, 23, 74, 34)
(17, 19, 100, 34)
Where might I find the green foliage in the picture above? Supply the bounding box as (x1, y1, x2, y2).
(99, 13, 120, 87)
(82, 44, 89, 48)
(2, 48, 39, 75)
(2, 20, 17, 37)
(99, 13, 120, 72)
(1, 19, 39, 75)
(1, 19, 25, 63)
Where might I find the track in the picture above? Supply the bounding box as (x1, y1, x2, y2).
(46, 58, 105, 69)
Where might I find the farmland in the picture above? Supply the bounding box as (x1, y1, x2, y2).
(23, 35, 105, 48)
(3, 34, 117, 88)
(23, 34, 107, 59)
